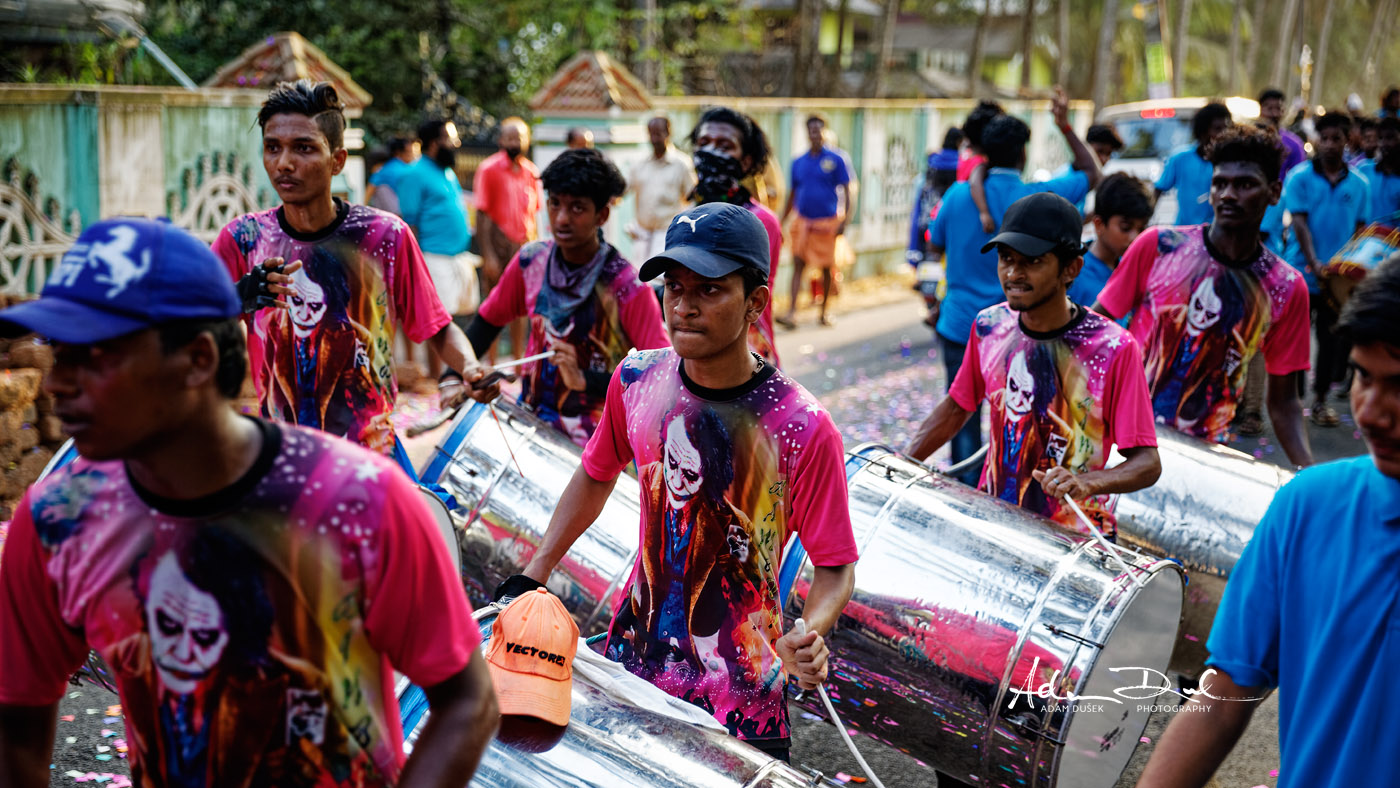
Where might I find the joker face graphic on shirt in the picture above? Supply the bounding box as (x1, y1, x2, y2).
(1005, 351, 1035, 421)
(1185, 276, 1223, 335)
(288, 267, 328, 339)
(146, 552, 230, 695)
(664, 417, 705, 509)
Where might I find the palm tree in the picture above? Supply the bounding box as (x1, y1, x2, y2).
(1092, 0, 1121, 110)
(1309, 0, 1340, 108)
(1172, 0, 1195, 96)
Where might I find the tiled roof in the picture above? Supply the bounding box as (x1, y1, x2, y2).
(529, 51, 653, 114)
(202, 32, 372, 112)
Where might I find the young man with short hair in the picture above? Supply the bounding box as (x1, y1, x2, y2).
(1258, 88, 1307, 175)
(1358, 116, 1400, 221)
(688, 106, 783, 365)
(780, 114, 854, 328)
(1067, 172, 1154, 306)
(0, 219, 498, 788)
(499, 203, 857, 763)
(213, 81, 488, 454)
(924, 93, 1102, 484)
(907, 193, 1160, 538)
(463, 148, 669, 447)
(627, 116, 697, 264)
(365, 134, 418, 213)
(1094, 124, 1313, 466)
(1136, 254, 1400, 788)
(1156, 102, 1233, 226)
(474, 117, 542, 362)
(1281, 111, 1371, 427)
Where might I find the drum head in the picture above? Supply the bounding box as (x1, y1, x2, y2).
(1055, 565, 1182, 787)
(415, 485, 460, 577)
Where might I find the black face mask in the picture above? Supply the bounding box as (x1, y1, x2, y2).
(692, 149, 751, 204)
(503, 145, 523, 160)
(434, 146, 458, 169)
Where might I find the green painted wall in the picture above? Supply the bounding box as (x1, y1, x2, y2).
(163, 105, 271, 208)
(0, 101, 98, 227)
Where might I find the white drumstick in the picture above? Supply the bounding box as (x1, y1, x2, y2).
(489, 350, 556, 372)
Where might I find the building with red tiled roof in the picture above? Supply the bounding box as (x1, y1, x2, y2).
(203, 32, 372, 117)
(529, 50, 653, 116)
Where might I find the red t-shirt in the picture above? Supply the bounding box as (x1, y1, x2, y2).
(213, 203, 449, 453)
(1097, 225, 1311, 442)
(478, 240, 668, 447)
(950, 304, 1157, 537)
(472, 151, 542, 245)
(580, 349, 857, 742)
(0, 421, 479, 786)
(956, 154, 986, 182)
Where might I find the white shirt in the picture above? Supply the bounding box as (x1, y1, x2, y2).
(628, 148, 697, 231)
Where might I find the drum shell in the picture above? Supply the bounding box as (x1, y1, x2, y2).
(1112, 428, 1292, 678)
(400, 614, 812, 788)
(783, 446, 1183, 788)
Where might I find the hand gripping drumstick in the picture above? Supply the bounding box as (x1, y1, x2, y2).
(791, 618, 888, 788)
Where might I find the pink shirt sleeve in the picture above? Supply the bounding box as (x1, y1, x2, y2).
(392, 227, 452, 344)
(476, 251, 528, 327)
(0, 495, 93, 705)
(363, 466, 481, 687)
(1261, 272, 1312, 376)
(947, 323, 985, 412)
(787, 419, 859, 566)
(580, 365, 635, 482)
(211, 224, 249, 281)
(1103, 333, 1159, 450)
(1097, 228, 1160, 320)
(619, 283, 670, 351)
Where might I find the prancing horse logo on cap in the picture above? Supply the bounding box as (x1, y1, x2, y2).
(675, 214, 704, 233)
(88, 226, 152, 298)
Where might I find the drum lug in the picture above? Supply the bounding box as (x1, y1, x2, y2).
(1043, 623, 1105, 650)
(1006, 712, 1068, 746)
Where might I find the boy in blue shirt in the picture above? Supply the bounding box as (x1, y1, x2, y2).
(1156, 102, 1232, 226)
(1136, 254, 1400, 788)
(1281, 111, 1371, 427)
(1357, 117, 1400, 222)
(1067, 172, 1153, 307)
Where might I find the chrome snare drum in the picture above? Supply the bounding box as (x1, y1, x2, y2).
(780, 445, 1183, 788)
(1112, 428, 1293, 679)
(420, 400, 642, 633)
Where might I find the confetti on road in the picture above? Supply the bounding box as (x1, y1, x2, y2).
(1140, 736, 1152, 743)
(61, 715, 75, 721)
(1269, 769, 1279, 777)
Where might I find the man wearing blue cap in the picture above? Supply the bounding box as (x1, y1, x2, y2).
(494, 203, 858, 762)
(0, 219, 498, 787)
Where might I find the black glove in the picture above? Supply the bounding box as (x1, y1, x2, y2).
(236, 263, 285, 313)
(493, 574, 547, 603)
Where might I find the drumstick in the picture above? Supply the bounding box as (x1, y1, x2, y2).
(490, 350, 556, 372)
(1062, 496, 1148, 589)
(489, 402, 525, 478)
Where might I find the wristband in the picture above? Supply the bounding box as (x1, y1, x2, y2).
(439, 368, 465, 384)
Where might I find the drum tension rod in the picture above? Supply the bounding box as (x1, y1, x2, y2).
(1005, 714, 1068, 746)
(1043, 623, 1105, 650)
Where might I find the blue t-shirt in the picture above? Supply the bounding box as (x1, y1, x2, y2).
(369, 157, 410, 190)
(1357, 160, 1400, 223)
(1052, 162, 1089, 213)
(396, 158, 471, 256)
(1067, 247, 1112, 306)
(929, 167, 1091, 344)
(1155, 146, 1215, 226)
(790, 146, 852, 219)
(1282, 161, 1370, 292)
(1206, 456, 1400, 788)
(1261, 199, 1287, 255)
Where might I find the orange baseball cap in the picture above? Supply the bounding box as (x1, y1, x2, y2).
(485, 587, 580, 726)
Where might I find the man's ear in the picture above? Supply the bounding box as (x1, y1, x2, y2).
(747, 284, 771, 324)
(597, 203, 612, 227)
(1268, 178, 1282, 206)
(332, 147, 348, 176)
(182, 331, 220, 390)
(1062, 254, 1085, 286)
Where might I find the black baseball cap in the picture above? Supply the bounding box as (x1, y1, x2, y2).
(980, 192, 1087, 258)
(637, 202, 770, 282)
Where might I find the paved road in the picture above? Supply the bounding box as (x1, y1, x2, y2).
(50, 290, 1363, 788)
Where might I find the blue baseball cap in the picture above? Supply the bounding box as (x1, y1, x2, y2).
(637, 202, 770, 282)
(0, 218, 239, 344)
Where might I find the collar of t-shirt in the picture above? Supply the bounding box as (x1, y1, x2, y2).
(1017, 302, 1087, 341)
(126, 416, 283, 518)
(988, 167, 1023, 178)
(678, 352, 777, 401)
(1200, 227, 1264, 271)
(276, 198, 350, 242)
(1310, 160, 1353, 185)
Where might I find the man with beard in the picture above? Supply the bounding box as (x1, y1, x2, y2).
(627, 116, 696, 264)
(0, 219, 497, 788)
(687, 107, 784, 365)
(474, 117, 542, 363)
(1137, 255, 1400, 788)
(462, 148, 669, 447)
(398, 119, 478, 335)
(495, 203, 857, 761)
(213, 81, 490, 454)
(907, 193, 1159, 538)
(1095, 124, 1313, 465)
(1280, 112, 1370, 428)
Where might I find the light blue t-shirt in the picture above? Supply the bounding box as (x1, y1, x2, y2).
(396, 158, 471, 256)
(1281, 161, 1370, 292)
(1155, 146, 1215, 226)
(1260, 199, 1286, 255)
(790, 146, 852, 219)
(369, 157, 410, 190)
(1207, 456, 1400, 788)
(1052, 162, 1089, 213)
(1357, 159, 1400, 223)
(929, 167, 1091, 344)
(1067, 247, 1112, 306)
